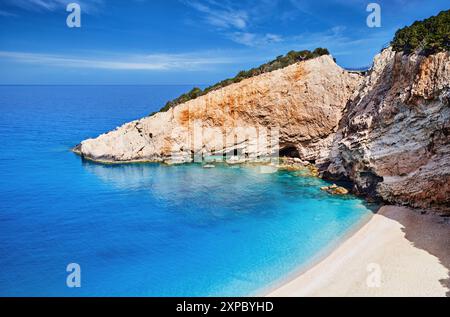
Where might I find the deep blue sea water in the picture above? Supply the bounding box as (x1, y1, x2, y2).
(0, 85, 374, 296)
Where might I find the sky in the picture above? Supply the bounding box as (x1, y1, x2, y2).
(0, 0, 448, 85)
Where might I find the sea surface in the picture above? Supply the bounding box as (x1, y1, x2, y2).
(0, 85, 374, 296)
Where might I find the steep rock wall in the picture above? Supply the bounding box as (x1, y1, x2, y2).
(325, 48, 450, 210)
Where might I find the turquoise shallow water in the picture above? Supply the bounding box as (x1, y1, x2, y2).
(0, 85, 374, 296)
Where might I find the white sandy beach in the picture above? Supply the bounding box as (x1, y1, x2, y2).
(269, 206, 450, 297)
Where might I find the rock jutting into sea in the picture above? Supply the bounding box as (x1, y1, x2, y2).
(74, 47, 449, 211)
(74, 54, 361, 166)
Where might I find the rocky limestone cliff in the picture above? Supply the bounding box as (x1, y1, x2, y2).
(75, 55, 361, 164)
(325, 48, 450, 211)
(74, 48, 450, 211)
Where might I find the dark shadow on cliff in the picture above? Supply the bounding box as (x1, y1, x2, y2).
(381, 206, 450, 297)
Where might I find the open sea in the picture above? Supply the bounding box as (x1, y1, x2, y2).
(0, 85, 374, 296)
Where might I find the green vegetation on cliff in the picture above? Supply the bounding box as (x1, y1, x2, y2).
(391, 10, 449, 55)
(153, 48, 330, 114)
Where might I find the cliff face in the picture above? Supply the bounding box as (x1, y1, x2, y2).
(325, 48, 450, 211)
(74, 49, 450, 211)
(75, 55, 361, 164)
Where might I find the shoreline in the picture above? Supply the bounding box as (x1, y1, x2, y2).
(257, 210, 375, 296)
(268, 205, 450, 297)
(71, 152, 450, 296)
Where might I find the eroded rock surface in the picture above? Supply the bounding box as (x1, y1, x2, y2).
(75, 55, 361, 164)
(74, 49, 450, 211)
(325, 48, 450, 211)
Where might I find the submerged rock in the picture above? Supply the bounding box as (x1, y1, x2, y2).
(321, 184, 349, 195)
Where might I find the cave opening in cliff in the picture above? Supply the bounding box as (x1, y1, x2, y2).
(279, 146, 300, 158)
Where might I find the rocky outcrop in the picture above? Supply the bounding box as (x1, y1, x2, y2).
(74, 55, 361, 164)
(74, 48, 450, 211)
(320, 184, 349, 195)
(325, 48, 450, 211)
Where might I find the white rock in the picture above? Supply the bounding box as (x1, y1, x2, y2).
(76, 55, 361, 166)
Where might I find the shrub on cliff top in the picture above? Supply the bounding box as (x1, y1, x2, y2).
(154, 48, 330, 114)
(391, 10, 449, 55)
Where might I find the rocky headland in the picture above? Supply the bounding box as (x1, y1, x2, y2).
(74, 54, 361, 165)
(74, 12, 449, 212)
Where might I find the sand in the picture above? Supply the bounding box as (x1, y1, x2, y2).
(268, 206, 450, 297)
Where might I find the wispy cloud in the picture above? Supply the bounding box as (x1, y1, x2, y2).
(0, 9, 18, 17)
(228, 32, 283, 47)
(182, 0, 248, 30)
(290, 25, 349, 46)
(182, 0, 286, 47)
(0, 50, 239, 71)
(1, 0, 104, 14)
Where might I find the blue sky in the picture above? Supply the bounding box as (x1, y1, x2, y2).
(0, 0, 448, 85)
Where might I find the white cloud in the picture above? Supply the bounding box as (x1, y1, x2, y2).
(228, 32, 283, 47)
(0, 9, 17, 17)
(182, 0, 289, 47)
(2, 0, 104, 14)
(0, 50, 238, 71)
(183, 0, 248, 30)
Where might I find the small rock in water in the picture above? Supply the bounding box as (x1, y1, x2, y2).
(333, 187, 349, 195)
(320, 184, 349, 195)
(203, 164, 215, 168)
